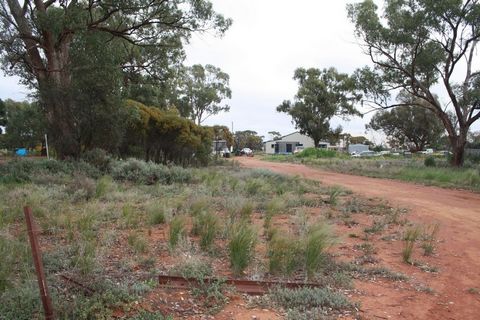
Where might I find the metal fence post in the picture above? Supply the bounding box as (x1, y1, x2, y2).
(24, 206, 55, 320)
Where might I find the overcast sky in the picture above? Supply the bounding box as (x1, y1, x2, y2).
(184, 0, 377, 141)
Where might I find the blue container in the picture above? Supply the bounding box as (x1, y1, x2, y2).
(16, 148, 27, 156)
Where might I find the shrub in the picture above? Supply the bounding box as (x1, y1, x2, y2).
(228, 222, 256, 275)
(111, 158, 192, 185)
(169, 216, 186, 249)
(81, 148, 113, 172)
(424, 156, 436, 167)
(67, 174, 96, 201)
(271, 287, 352, 311)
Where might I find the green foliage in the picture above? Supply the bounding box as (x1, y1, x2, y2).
(1, 100, 46, 150)
(271, 287, 353, 312)
(348, 0, 480, 166)
(193, 211, 219, 251)
(234, 130, 264, 151)
(81, 149, 114, 173)
(0, 0, 231, 158)
(128, 232, 149, 254)
(228, 222, 256, 275)
(368, 96, 444, 152)
(95, 176, 114, 198)
(305, 223, 335, 278)
(424, 156, 436, 167)
(111, 158, 193, 184)
(295, 147, 337, 158)
(169, 216, 186, 249)
(172, 259, 227, 313)
(0, 159, 100, 184)
(177, 64, 232, 124)
(121, 100, 213, 166)
(148, 203, 167, 225)
(421, 224, 440, 256)
(0, 282, 42, 320)
(268, 233, 301, 276)
(277, 67, 361, 146)
(403, 225, 422, 264)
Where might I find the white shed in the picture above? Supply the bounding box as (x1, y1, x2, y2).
(263, 132, 328, 154)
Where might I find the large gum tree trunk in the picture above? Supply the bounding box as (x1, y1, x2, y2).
(449, 132, 467, 167)
(39, 43, 80, 159)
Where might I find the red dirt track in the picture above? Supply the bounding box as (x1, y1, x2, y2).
(239, 157, 480, 320)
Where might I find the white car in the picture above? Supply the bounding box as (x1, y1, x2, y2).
(241, 148, 253, 156)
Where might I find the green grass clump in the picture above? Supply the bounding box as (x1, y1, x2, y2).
(147, 203, 167, 225)
(424, 156, 436, 167)
(268, 233, 301, 276)
(122, 204, 139, 228)
(228, 223, 256, 275)
(128, 232, 148, 254)
(169, 216, 186, 249)
(421, 223, 440, 256)
(95, 176, 113, 198)
(192, 211, 219, 251)
(402, 225, 422, 264)
(327, 187, 342, 205)
(305, 223, 335, 278)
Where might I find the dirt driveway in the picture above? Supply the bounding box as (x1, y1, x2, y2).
(238, 157, 480, 320)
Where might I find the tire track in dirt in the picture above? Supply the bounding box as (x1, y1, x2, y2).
(239, 157, 480, 320)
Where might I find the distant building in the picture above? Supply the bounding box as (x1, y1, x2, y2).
(348, 144, 369, 154)
(263, 132, 331, 154)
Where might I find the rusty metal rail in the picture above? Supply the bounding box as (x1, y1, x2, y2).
(158, 275, 322, 295)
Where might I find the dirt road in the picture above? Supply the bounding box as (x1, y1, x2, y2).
(239, 157, 480, 319)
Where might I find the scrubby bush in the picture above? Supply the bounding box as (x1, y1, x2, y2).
(81, 148, 113, 172)
(271, 287, 352, 312)
(424, 156, 436, 167)
(111, 158, 193, 184)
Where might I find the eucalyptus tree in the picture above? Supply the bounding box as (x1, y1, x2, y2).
(348, 0, 480, 166)
(177, 64, 232, 125)
(0, 0, 231, 158)
(277, 67, 361, 147)
(368, 93, 445, 152)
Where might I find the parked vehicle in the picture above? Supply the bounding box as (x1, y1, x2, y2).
(293, 146, 305, 154)
(240, 148, 254, 157)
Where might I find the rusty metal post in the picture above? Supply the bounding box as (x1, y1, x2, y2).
(24, 206, 55, 320)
